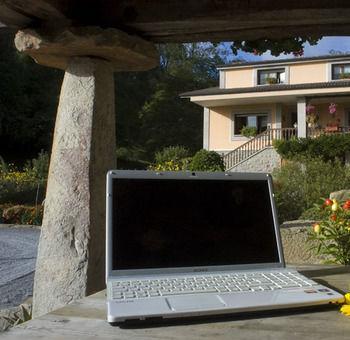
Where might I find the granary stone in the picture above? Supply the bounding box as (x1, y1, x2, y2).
(14, 26, 158, 71)
(32, 57, 116, 317)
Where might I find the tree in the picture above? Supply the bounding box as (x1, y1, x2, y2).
(115, 43, 226, 165)
(0, 28, 63, 163)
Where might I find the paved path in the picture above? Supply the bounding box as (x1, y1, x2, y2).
(0, 227, 40, 309)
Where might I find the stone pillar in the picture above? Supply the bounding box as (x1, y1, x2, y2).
(14, 26, 158, 317)
(32, 57, 115, 317)
(297, 97, 307, 138)
(203, 107, 210, 150)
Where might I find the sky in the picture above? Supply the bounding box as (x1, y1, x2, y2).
(232, 37, 350, 62)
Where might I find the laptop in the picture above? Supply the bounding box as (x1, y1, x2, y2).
(106, 170, 343, 323)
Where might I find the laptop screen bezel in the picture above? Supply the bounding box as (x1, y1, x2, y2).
(106, 170, 285, 280)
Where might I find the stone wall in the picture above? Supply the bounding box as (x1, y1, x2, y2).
(280, 220, 329, 264)
(230, 147, 281, 173)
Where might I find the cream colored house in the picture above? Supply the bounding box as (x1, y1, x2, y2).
(181, 54, 350, 172)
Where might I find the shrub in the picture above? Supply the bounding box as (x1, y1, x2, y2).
(273, 134, 350, 162)
(1, 204, 43, 225)
(24, 150, 50, 179)
(0, 153, 47, 205)
(272, 157, 350, 222)
(241, 126, 257, 138)
(189, 149, 225, 172)
(149, 146, 191, 171)
(116, 147, 149, 170)
(154, 146, 190, 164)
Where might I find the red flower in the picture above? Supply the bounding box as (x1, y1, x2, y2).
(324, 199, 333, 208)
(343, 202, 350, 210)
(331, 214, 337, 221)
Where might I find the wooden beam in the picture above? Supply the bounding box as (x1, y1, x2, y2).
(0, 0, 68, 27)
(2, 1, 350, 41)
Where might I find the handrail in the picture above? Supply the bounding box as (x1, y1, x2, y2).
(222, 128, 296, 170)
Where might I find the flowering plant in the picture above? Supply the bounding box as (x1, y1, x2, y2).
(308, 198, 350, 265)
(329, 103, 337, 115)
(305, 104, 319, 125)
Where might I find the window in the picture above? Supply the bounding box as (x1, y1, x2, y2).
(234, 113, 268, 135)
(332, 63, 350, 80)
(257, 68, 285, 85)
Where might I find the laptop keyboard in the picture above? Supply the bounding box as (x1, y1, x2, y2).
(111, 271, 317, 300)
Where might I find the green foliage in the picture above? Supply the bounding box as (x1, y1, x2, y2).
(149, 146, 191, 171)
(1, 204, 43, 225)
(230, 37, 320, 57)
(299, 201, 330, 220)
(273, 134, 350, 162)
(155, 146, 190, 164)
(0, 28, 63, 162)
(241, 126, 257, 138)
(189, 149, 225, 172)
(0, 153, 47, 205)
(24, 150, 50, 179)
(308, 199, 350, 265)
(272, 157, 350, 222)
(1, 304, 32, 331)
(115, 43, 226, 162)
(116, 147, 149, 170)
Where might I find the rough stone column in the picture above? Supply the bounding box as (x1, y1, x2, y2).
(32, 57, 115, 317)
(297, 97, 307, 138)
(14, 26, 158, 317)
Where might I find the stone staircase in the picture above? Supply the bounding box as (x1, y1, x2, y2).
(223, 128, 296, 171)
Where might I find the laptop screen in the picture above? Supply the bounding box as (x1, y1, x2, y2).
(112, 177, 279, 270)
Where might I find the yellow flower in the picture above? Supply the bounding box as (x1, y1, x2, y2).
(331, 201, 339, 212)
(340, 304, 350, 316)
(339, 293, 350, 316)
(313, 223, 321, 234)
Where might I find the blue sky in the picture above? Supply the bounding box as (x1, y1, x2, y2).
(225, 37, 350, 62)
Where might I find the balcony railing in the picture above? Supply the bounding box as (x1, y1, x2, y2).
(308, 126, 350, 138)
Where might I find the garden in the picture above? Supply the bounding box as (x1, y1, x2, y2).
(0, 151, 48, 225)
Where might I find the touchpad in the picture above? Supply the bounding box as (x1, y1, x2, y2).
(166, 295, 226, 311)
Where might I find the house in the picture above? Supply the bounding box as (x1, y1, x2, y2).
(181, 54, 350, 172)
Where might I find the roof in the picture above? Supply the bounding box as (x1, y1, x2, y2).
(2, 2, 350, 43)
(217, 54, 350, 70)
(180, 81, 350, 98)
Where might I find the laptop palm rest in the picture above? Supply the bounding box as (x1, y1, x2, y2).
(166, 295, 226, 311)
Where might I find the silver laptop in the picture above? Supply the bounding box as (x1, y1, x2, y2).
(106, 170, 343, 323)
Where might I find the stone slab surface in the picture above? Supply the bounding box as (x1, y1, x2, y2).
(15, 26, 158, 71)
(1, 266, 349, 340)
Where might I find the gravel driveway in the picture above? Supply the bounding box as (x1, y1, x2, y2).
(0, 226, 40, 309)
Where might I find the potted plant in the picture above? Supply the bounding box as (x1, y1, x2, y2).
(306, 104, 319, 127)
(340, 72, 350, 79)
(241, 126, 257, 138)
(266, 77, 278, 84)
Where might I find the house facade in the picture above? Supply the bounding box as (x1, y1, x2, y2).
(181, 54, 350, 172)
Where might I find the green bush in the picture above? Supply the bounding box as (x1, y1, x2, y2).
(241, 126, 257, 138)
(272, 157, 350, 222)
(189, 149, 225, 172)
(149, 146, 191, 171)
(273, 134, 350, 162)
(24, 150, 50, 179)
(0, 152, 48, 205)
(116, 147, 149, 170)
(155, 146, 190, 164)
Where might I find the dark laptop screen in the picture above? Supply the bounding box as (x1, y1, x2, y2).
(112, 178, 280, 270)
